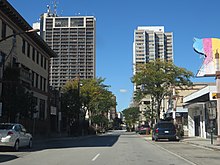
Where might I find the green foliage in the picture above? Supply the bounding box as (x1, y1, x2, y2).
(132, 60, 194, 120)
(122, 107, 139, 127)
(61, 77, 117, 128)
(92, 114, 108, 125)
(61, 80, 80, 120)
(2, 66, 37, 122)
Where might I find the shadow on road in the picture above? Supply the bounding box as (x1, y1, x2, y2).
(0, 154, 18, 163)
(31, 133, 120, 151)
(0, 133, 121, 163)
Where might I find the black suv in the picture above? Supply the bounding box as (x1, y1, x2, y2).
(152, 121, 178, 141)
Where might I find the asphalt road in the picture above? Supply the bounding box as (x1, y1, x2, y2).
(0, 130, 220, 165)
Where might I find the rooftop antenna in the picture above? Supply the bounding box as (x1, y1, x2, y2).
(53, 0, 57, 16)
(47, 4, 51, 15)
(52, 0, 59, 16)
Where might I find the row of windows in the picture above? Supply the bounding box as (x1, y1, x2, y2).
(31, 71, 47, 92)
(1, 21, 6, 39)
(1, 21, 48, 72)
(22, 39, 48, 70)
(54, 18, 85, 28)
(1, 21, 48, 120)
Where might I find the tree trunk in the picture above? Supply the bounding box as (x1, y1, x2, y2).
(150, 102, 154, 127)
(156, 99, 162, 122)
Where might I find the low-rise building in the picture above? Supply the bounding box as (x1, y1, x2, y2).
(183, 83, 216, 138)
(0, 0, 57, 135)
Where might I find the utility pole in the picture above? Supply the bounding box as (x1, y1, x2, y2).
(215, 51, 220, 143)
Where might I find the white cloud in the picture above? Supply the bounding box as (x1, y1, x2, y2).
(120, 89, 128, 93)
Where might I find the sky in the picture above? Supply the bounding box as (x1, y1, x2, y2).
(7, 0, 219, 112)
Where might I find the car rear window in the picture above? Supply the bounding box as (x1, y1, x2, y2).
(157, 123, 175, 129)
(0, 124, 13, 130)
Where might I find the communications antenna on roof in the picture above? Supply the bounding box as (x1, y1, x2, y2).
(52, 0, 59, 16)
(47, 4, 51, 15)
(53, 0, 57, 16)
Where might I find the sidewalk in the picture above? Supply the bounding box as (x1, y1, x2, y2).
(144, 134, 220, 151)
(180, 136, 220, 151)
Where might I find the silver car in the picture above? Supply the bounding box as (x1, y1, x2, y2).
(0, 123, 32, 151)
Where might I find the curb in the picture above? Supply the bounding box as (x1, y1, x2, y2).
(144, 135, 220, 151)
(180, 139, 220, 151)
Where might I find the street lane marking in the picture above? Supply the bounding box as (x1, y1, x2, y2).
(92, 153, 100, 161)
(152, 142, 198, 165)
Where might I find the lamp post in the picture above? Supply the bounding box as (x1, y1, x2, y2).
(77, 78, 86, 136)
(77, 78, 82, 136)
(0, 29, 40, 43)
(0, 28, 40, 66)
(215, 51, 220, 143)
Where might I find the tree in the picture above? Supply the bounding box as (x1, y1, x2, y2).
(80, 78, 116, 130)
(61, 77, 117, 134)
(122, 107, 139, 131)
(143, 96, 157, 127)
(132, 60, 194, 121)
(2, 66, 37, 122)
(61, 79, 81, 135)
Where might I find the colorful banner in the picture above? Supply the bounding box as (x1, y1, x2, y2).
(193, 38, 220, 77)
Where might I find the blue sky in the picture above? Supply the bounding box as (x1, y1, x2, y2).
(8, 0, 218, 112)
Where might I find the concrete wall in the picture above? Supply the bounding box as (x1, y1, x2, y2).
(188, 103, 206, 138)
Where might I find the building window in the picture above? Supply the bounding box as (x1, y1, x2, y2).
(39, 99, 45, 120)
(31, 71, 35, 87)
(32, 48, 35, 61)
(36, 52, 39, 64)
(35, 73, 39, 88)
(70, 18, 84, 27)
(43, 78, 46, 92)
(55, 18, 68, 27)
(33, 97, 38, 118)
(22, 39, 26, 54)
(27, 43, 30, 57)
(40, 76, 43, 90)
(1, 21, 6, 39)
(41, 55, 43, 67)
(44, 58, 47, 70)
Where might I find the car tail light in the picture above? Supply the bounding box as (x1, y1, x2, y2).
(155, 128, 159, 133)
(7, 131, 13, 136)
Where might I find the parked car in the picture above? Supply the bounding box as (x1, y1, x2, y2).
(152, 121, 179, 141)
(0, 123, 32, 151)
(137, 124, 151, 135)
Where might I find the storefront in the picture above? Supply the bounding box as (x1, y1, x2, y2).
(184, 85, 217, 139)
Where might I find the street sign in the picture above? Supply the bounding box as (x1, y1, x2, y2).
(208, 108, 216, 120)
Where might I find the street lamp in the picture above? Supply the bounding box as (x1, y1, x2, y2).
(0, 28, 40, 66)
(77, 78, 86, 136)
(0, 29, 40, 43)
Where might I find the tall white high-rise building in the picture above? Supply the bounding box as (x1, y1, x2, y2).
(132, 26, 174, 100)
(132, 26, 174, 122)
(133, 26, 173, 75)
(38, 9, 96, 89)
